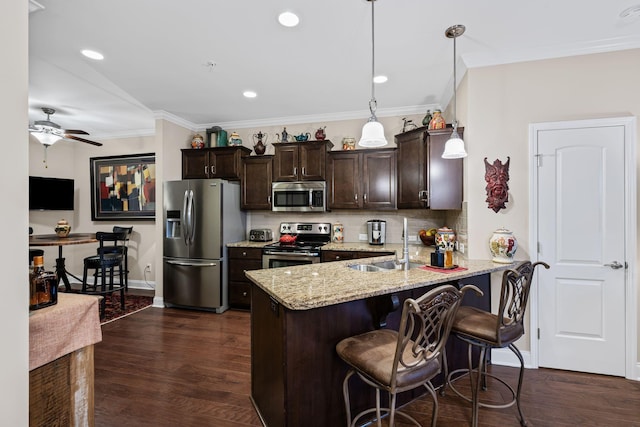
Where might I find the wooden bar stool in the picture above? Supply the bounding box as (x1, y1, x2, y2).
(336, 284, 482, 427)
(443, 261, 549, 427)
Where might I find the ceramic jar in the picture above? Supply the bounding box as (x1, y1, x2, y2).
(489, 228, 518, 263)
(332, 222, 344, 243)
(191, 133, 204, 149)
(54, 219, 71, 238)
(228, 132, 242, 146)
(435, 227, 456, 251)
(428, 109, 446, 130)
(342, 137, 356, 150)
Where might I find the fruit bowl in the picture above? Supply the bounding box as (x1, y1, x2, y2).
(418, 228, 437, 246)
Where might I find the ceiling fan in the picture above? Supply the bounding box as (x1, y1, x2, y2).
(29, 107, 103, 147)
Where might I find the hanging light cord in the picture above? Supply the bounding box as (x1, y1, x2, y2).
(452, 29, 458, 132)
(368, 0, 377, 120)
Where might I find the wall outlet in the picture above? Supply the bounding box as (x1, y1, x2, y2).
(408, 235, 417, 242)
(358, 233, 368, 241)
(458, 243, 465, 254)
(145, 263, 152, 272)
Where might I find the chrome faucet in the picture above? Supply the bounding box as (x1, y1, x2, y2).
(396, 217, 410, 271)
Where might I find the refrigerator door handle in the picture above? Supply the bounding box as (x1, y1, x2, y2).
(187, 189, 196, 245)
(181, 190, 189, 246)
(166, 260, 218, 267)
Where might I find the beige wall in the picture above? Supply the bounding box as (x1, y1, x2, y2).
(29, 134, 157, 289)
(463, 49, 640, 358)
(2, 0, 29, 423)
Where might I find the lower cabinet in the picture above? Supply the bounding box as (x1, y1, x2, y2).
(228, 247, 263, 309)
(321, 250, 395, 263)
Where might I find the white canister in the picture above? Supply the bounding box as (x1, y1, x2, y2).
(332, 223, 344, 243)
(489, 228, 518, 263)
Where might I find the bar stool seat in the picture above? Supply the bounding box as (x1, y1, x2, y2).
(444, 261, 549, 427)
(337, 284, 482, 427)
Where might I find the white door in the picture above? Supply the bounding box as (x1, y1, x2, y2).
(534, 119, 630, 376)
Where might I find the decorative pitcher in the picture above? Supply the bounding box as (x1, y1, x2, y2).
(252, 131, 268, 155)
(276, 127, 290, 143)
(315, 127, 326, 141)
(489, 228, 517, 263)
(435, 227, 456, 251)
(428, 109, 446, 130)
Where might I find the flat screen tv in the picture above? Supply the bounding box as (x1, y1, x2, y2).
(29, 176, 75, 211)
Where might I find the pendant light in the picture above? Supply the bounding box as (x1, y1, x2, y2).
(442, 24, 467, 159)
(358, 0, 388, 148)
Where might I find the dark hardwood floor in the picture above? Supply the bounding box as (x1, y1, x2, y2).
(94, 307, 640, 427)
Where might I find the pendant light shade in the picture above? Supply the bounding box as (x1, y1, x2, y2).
(358, 0, 388, 148)
(442, 24, 467, 159)
(359, 120, 387, 147)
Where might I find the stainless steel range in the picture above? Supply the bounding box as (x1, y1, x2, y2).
(262, 222, 331, 269)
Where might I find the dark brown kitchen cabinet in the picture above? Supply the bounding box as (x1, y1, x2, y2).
(327, 148, 397, 210)
(228, 247, 263, 309)
(321, 250, 395, 262)
(272, 140, 333, 181)
(241, 155, 273, 210)
(181, 146, 251, 180)
(396, 126, 463, 209)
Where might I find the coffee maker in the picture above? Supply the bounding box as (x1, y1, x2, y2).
(367, 219, 386, 245)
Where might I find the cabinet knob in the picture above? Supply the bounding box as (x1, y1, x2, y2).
(242, 251, 247, 256)
(204, 165, 208, 175)
(302, 167, 306, 176)
(293, 166, 297, 176)
(363, 193, 367, 203)
(242, 292, 248, 297)
(335, 255, 341, 260)
(354, 193, 358, 202)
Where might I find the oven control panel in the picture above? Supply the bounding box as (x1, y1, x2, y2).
(279, 222, 331, 235)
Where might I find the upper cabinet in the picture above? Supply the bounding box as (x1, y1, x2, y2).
(241, 155, 273, 210)
(396, 126, 463, 210)
(273, 141, 333, 182)
(327, 148, 397, 210)
(182, 146, 251, 180)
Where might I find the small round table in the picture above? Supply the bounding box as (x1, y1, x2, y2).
(29, 233, 98, 292)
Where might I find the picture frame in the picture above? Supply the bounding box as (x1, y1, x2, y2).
(90, 153, 156, 221)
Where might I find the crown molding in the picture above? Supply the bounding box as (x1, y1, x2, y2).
(463, 35, 640, 68)
(91, 128, 156, 141)
(199, 104, 441, 130)
(153, 110, 199, 131)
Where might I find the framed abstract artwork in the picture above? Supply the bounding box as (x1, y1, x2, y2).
(90, 153, 156, 220)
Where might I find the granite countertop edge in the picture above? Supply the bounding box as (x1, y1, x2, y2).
(245, 255, 514, 311)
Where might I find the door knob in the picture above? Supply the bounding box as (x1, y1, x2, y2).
(604, 261, 624, 269)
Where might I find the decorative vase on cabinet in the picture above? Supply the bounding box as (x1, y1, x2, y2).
(489, 228, 518, 263)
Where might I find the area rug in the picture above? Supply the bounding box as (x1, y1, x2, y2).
(101, 294, 153, 325)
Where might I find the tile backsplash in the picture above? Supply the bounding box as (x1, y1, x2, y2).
(247, 209, 460, 245)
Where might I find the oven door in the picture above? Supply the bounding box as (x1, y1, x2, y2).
(262, 252, 320, 269)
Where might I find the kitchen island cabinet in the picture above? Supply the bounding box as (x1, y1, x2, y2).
(327, 148, 397, 210)
(396, 126, 463, 209)
(247, 257, 510, 426)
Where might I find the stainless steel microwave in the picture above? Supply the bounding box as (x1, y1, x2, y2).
(272, 181, 326, 212)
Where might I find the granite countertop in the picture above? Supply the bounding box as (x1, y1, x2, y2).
(246, 254, 513, 311)
(227, 240, 273, 248)
(228, 240, 434, 256)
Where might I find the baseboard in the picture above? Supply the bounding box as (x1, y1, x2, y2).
(490, 348, 533, 369)
(152, 296, 164, 308)
(127, 279, 156, 290)
(635, 363, 640, 381)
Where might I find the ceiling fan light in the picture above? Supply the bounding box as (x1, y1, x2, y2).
(442, 130, 467, 159)
(32, 132, 62, 146)
(358, 120, 388, 148)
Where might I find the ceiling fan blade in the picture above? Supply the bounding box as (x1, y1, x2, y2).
(63, 129, 90, 135)
(65, 134, 103, 146)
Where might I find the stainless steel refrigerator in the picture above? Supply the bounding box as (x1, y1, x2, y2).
(163, 179, 246, 313)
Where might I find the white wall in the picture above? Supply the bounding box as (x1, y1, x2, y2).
(463, 49, 640, 357)
(2, 0, 29, 423)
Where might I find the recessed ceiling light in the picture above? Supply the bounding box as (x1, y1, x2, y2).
(373, 75, 388, 84)
(278, 11, 300, 27)
(81, 49, 104, 60)
(243, 91, 257, 98)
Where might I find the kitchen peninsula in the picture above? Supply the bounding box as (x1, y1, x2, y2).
(246, 254, 512, 426)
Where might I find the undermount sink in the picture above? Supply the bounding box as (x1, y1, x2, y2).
(348, 260, 424, 272)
